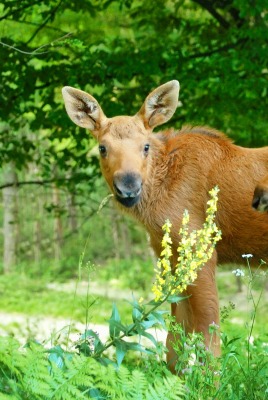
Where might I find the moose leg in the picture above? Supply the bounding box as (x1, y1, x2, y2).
(166, 253, 220, 372)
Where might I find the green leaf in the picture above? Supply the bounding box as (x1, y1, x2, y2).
(48, 345, 73, 369)
(151, 310, 168, 329)
(81, 329, 100, 341)
(166, 295, 187, 303)
(88, 388, 104, 399)
(109, 303, 122, 339)
(115, 339, 127, 366)
(146, 299, 163, 306)
(124, 323, 137, 336)
(129, 297, 144, 312)
(132, 306, 143, 322)
(140, 319, 158, 330)
(126, 341, 155, 356)
(140, 330, 158, 347)
(81, 329, 104, 353)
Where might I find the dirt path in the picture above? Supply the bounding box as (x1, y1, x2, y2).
(0, 311, 167, 349)
(47, 279, 140, 300)
(0, 311, 110, 344)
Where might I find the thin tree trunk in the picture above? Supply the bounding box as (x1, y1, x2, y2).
(67, 191, 77, 232)
(53, 185, 63, 260)
(2, 163, 18, 273)
(33, 195, 42, 264)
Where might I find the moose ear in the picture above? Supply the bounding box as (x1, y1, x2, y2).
(137, 80, 180, 129)
(62, 86, 107, 133)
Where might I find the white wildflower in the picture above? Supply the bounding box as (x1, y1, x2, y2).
(232, 269, 245, 277)
(242, 254, 253, 258)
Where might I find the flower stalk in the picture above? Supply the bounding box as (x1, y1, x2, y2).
(152, 186, 222, 301)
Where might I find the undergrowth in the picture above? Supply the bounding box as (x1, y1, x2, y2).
(0, 337, 183, 399)
(0, 188, 267, 399)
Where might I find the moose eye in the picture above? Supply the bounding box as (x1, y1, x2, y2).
(144, 144, 150, 155)
(99, 144, 107, 157)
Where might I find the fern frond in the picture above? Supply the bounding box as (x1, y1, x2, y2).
(147, 376, 184, 400)
(126, 369, 148, 400)
(0, 336, 184, 400)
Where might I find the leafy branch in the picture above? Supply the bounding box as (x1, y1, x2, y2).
(25, 0, 66, 44)
(89, 292, 173, 363)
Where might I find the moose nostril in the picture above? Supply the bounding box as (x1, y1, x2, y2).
(113, 173, 142, 199)
(114, 183, 123, 196)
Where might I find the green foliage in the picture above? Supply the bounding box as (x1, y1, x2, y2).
(171, 257, 268, 399)
(0, 336, 184, 399)
(1, 0, 268, 176)
(219, 333, 268, 400)
(166, 320, 268, 399)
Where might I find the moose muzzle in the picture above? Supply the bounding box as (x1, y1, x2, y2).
(113, 172, 142, 208)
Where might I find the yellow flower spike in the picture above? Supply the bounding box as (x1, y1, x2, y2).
(151, 186, 222, 301)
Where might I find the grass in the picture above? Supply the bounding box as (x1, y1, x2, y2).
(217, 266, 268, 339)
(0, 263, 267, 342)
(0, 274, 133, 325)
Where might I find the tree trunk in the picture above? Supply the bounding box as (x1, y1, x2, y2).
(53, 185, 63, 260)
(67, 191, 77, 232)
(33, 195, 42, 264)
(2, 163, 18, 273)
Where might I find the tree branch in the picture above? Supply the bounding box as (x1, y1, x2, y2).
(0, 33, 73, 56)
(26, 0, 65, 44)
(5, 17, 68, 34)
(192, 0, 230, 29)
(0, 174, 92, 190)
(186, 38, 247, 60)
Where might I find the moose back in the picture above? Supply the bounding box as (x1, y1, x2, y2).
(62, 80, 268, 370)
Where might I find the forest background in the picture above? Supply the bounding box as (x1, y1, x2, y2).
(0, 0, 268, 363)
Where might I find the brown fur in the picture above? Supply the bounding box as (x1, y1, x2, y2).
(62, 81, 268, 372)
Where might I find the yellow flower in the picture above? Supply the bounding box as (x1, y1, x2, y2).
(152, 186, 222, 301)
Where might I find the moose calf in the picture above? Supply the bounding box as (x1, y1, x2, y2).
(62, 80, 268, 371)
